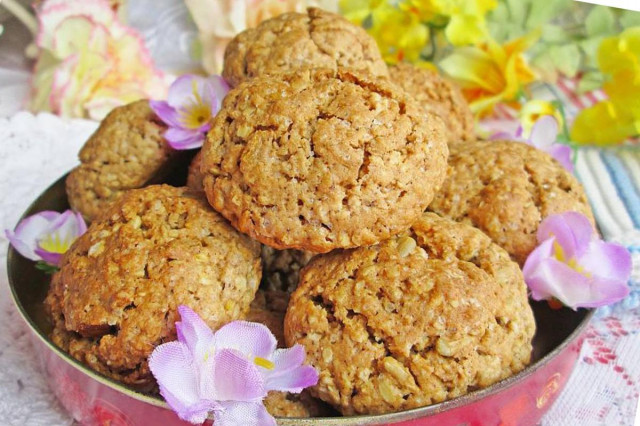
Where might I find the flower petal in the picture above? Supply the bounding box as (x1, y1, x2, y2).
(149, 100, 183, 128)
(578, 240, 632, 283)
(175, 305, 215, 362)
(5, 211, 60, 261)
(203, 75, 229, 113)
(167, 74, 211, 108)
(34, 248, 63, 266)
(546, 144, 574, 173)
(262, 345, 318, 393)
(574, 277, 630, 308)
(164, 127, 206, 150)
(148, 341, 215, 423)
(214, 321, 277, 360)
(528, 115, 558, 150)
(213, 401, 276, 426)
(536, 212, 593, 259)
(212, 349, 265, 401)
(524, 255, 593, 308)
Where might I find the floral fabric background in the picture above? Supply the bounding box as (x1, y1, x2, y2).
(0, 0, 639, 424)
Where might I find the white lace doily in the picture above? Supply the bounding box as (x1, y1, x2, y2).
(0, 112, 97, 425)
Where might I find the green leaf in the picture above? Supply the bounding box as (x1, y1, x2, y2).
(585, 5, 616, 37)
(580, 36, 605, 68)
(505, 0, 528, 27)
(526, 0, 571, 28)
(620, 10, 640, 28)
(549, 44, 582, 77)
(577, 71, 606, 93)
(541, 24, 568, 42)
(35, 261, 60, 275)
(531, 48, 559, 81)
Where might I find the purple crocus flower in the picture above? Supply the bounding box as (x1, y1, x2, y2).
(150, 74, 229, 150)
(523, 212, 631, 309)
(148, 306, 318, 425)
(492, 115, 573, 172)
(5, 210, 87, 266)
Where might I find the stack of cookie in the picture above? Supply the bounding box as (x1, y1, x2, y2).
(47, 7, 595, 418)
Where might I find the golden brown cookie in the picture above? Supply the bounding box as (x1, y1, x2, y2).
(45, 185, 262, 388)
(202, 68, 448, 252)
(222, 8, 389, 88)
(389, 63, 475, 144)
(186, 150, 205, 192)
(261, 246, 314, 293)
(65, 100, 178, 222)
(428, 140, 595, 265)
(285, 213, 535, 415)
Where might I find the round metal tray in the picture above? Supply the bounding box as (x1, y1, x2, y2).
(7, 175, 593, 426)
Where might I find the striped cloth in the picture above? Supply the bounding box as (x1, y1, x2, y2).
(515, 78, 640, 425)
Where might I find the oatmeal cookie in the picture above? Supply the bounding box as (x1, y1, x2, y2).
(222, 7, 388, 88)
(428, 140, 595, 265)
(66, 100, 184, 222)
(186, 150, 205, 192)
(201, 68, 448, 252)
(389, 63, 475, 144)
(45, 185, 262, 388)
(261, 246, 314, 293)
(285, 212, 535, 415)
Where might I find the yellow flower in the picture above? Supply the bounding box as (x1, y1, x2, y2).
(401, 0, 497, 46)
(368, 3, 429, 64)
(440, 32, 538, 116)
(30, 0, 166, 120)
(519, 100, 564, 137)
(571, 27, 640, 145)
(186, 0, 339, 74)
(339, 0, 385, 24)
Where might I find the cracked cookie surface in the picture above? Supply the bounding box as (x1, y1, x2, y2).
(222, 8, 389, 88)
(66, 100, 174, 222)
(389, 63, 475, 144)
(284, 212, 535, 415)
(45, 185, 262, 388)
(201, 68, 448, 252)
(428, 140, 595, 265)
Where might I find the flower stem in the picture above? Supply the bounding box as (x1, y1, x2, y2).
(0, 0, 38, 36)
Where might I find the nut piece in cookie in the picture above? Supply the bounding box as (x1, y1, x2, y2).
(261, 246, 314, 293)
(389, 63, 475, 144)
(66, 100, 190, 222)
(222, 7, 389, 88)
(428, 140, 595, 265)
(202, 68, 448, 252)
(285, 213, 535, 415)
(45, 185, 262, 389)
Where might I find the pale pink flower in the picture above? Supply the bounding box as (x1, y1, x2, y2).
(149, 306, 318, 425)
(523, 212, 631, 309)
(6, 210, 87, 266)
(30, 0, 167, 120)
(150, 74, 229, 150)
